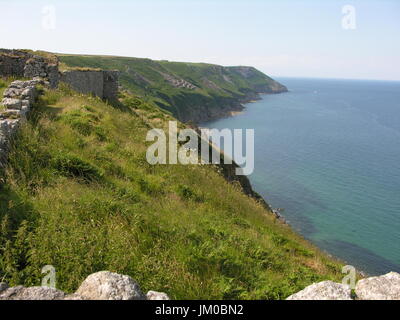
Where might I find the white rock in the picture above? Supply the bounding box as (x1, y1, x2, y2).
(286, 281, 352, 300)
(356, 272, 400, 300)
(146, 290, 170, 300)
(76, 271, 144, 300)
(0, 286, 66, 300)
(2, 98, 22, 110)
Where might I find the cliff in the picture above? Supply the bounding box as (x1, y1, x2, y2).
(57, 54, 287, 123)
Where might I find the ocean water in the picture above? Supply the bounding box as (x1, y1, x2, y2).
(203, 77, 400, 275)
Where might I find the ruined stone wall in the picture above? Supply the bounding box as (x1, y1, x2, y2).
(0, 49, 119, 101)
(60, 70, 104, 98)
(0, 49, 59, 88)
(0, 79, 47, 166)
(60, 70, 120, 102)
(103, 71, 119, 102)
(0, 49, 29, 77)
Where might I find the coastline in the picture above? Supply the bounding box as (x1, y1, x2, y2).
(197, 91, 374, 278)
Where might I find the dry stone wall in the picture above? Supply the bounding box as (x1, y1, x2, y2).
(0, 49, 59, 88)
(0, 78, 46, 166)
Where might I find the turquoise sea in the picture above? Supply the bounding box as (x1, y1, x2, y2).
(203, 77, 400, 275)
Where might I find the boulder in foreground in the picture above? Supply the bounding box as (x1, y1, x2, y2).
(355, 272, 400, 300)
(286, 281, 352, 300)
(76, 271, 145, 300)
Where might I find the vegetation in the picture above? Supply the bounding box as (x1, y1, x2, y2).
(0, 81, 343, 299)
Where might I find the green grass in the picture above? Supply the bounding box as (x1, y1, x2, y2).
(0, 84, 343, 299)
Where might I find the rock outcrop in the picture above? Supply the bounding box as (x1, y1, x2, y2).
(0, 271, 170, 300)
(355, 272, 400, 300)
(287, 272, 400, 300)
(286, 281, 352, 300)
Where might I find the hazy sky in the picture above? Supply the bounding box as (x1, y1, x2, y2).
(0, 0, 399, 80)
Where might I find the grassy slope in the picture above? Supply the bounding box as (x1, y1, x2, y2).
(0, 83, 343, 299)
(57, 54, 287, 122)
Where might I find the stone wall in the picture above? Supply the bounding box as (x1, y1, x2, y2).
(60, 70, 104, 98)
(59, 69, 120, 102)
(0, 49, 59, 88)
(0, 50, 28, 77)
(0, 49, 119, 101)
(103, 70, 120, 101)
(0, 78, 47, 166)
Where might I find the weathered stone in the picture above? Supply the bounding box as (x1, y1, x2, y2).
(76, 271, 145, 300)
(63, 293, 85, 300)
(355, 272, 400, 300)
(146, 291, 170, 300)
(286, 281, 352, 300)
(3, 87, 22, 98)
(60, 70, 119, 102)
(2, 98, 22, 110)
(0, 286, 66, 300)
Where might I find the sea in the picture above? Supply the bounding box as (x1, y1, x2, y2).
(202, 77, 400, 275)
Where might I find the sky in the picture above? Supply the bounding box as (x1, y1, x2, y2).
(0, 0, 399, 81)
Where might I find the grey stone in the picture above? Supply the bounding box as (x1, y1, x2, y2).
(355, 272, 400, 300)
(63, 293, 85, 300)
(76, 271, 145, 300)
(146, 291, 170, 300)
(0, 286, 66, 300)
(2, 98, 22, 110)
(286, 281, 352, 300)
(3, 87, 22, 98)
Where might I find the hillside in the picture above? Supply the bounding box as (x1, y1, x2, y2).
(0, 71, 343, 299)
(57, 54, 287, 123)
